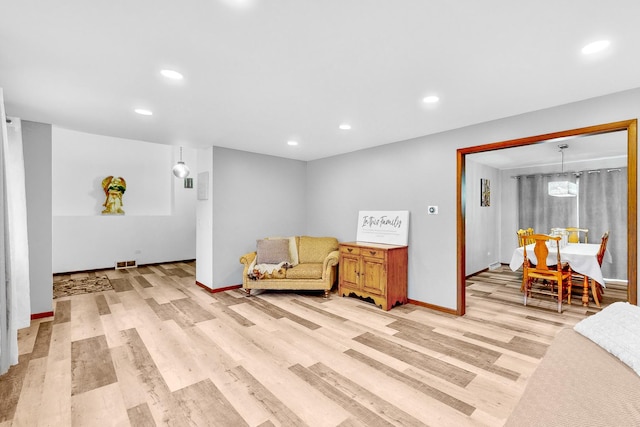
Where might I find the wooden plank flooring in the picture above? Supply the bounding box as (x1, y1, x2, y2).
(0, 263, 624, 426)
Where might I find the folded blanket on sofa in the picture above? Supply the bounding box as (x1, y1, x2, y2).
(247, 260, 290, 280)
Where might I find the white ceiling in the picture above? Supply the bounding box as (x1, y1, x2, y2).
(2, 1, 640, 161)
(469, 131, 629, 170)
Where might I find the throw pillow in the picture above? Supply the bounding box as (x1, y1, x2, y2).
(256, 239, 291, 264)
(267, 236, 299, 266)
(574, 301, 640, 376)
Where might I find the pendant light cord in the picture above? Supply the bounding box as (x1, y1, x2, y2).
(558, 143, 569, 174)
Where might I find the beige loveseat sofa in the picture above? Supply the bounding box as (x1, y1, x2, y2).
(505, 302, 640, 426)
(239, 236, 339, 297)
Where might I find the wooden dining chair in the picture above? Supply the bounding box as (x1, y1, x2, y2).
(566, 227, 589, 243)
(517, 228, 535, 291)
(523, 234, 573, 313)
(571, 231, 609, 307)
(517, 228, 535, 246)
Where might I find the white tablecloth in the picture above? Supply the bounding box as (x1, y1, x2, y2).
(509, 243, 612, 287)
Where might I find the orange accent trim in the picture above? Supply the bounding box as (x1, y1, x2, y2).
(195, 281, 242, 293)
(31, 311, 54, 320)
(407, 299, 457, 315)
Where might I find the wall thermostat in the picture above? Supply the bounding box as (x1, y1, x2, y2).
(428, 206, 438, 215)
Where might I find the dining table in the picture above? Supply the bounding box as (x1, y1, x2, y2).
(509, 242, 612, 307)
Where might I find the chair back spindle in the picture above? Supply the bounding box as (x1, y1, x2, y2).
(596, 232, 609, 266)
(517, 228, 535, 246)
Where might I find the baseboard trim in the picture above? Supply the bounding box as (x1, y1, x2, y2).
(54, 259, 196, 275)
(31, 311, 54, 320)
(407, 299, 458, 315)
(466, 263, 508, 279)
(196, 281, 242, 293)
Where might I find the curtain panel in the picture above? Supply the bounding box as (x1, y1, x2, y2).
(517, 173, 578, 238)
(517, 168, 627, 281)
(0, 92, 31, 376)
(578, 168, 627, 280)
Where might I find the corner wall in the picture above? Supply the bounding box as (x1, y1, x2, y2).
(465, 159, 501, 275)
(51, 127, 196, 272)
(195, 147, 307, 289)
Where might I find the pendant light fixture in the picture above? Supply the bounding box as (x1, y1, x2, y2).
(172, 146, 190, 178)
(548, 144, 577, 197)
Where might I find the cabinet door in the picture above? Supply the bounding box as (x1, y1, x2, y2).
(361, 256, 386, 295)
(340, 254, 360, 289)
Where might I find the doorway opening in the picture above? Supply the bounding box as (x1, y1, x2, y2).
(456, 119, 638, 316)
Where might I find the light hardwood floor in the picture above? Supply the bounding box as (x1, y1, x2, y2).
(0, 263, 623, 426)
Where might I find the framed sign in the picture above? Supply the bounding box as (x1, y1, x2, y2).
(356, 210, 409, 245)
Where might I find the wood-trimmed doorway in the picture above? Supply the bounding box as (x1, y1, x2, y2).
(456, 119, 638, 316)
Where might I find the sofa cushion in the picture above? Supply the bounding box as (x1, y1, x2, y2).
(256, 239, 291, 264)
(285, 263, 323, 279)
(298, 236, 338, 263)
(504, 328, 640, 427)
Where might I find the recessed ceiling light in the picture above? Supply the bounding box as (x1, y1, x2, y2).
(422, 95, 440, 104)
(581, 40, 610, 55)
(134, 108, 153, 116)
(160, 69, 184, 80)
(287, 140, 298, 146)
(339, 123, 351, 130)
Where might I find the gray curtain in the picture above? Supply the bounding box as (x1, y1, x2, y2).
(578, 168, 627, 280)
(0, 104, 31, 376)
(517, 173, 578, 236)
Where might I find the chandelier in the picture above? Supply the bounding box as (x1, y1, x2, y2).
(548, 144, 577, 197)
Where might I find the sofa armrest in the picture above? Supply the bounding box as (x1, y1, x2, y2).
(240, 252, 257, 286)
(240, 252, 257, 266)
(322, 250, 339, 279)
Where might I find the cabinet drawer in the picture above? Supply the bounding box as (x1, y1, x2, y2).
(361, 248, 385, 259)
(340, 245, 360, 255)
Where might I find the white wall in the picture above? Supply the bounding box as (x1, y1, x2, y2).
(307, 88, 640, 311)
(307, 138, 458, 309)
(196, 147, 214, 288)
(465, 159, 501, 274)
(52, 127, 196, 272)
(195, 147, 308, 289)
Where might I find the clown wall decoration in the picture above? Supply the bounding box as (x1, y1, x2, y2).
(101, 176, 126, 214)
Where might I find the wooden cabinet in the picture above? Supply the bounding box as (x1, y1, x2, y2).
(338, 242, 408, 311)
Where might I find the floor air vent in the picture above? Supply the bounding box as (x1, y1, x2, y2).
(115, 260, 137, 269)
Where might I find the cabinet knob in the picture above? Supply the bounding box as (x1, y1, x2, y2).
(347, 248, 353, 252)
(369, 251, 377, 255)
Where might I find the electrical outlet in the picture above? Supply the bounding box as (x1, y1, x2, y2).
(428, 206, 438, 215)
